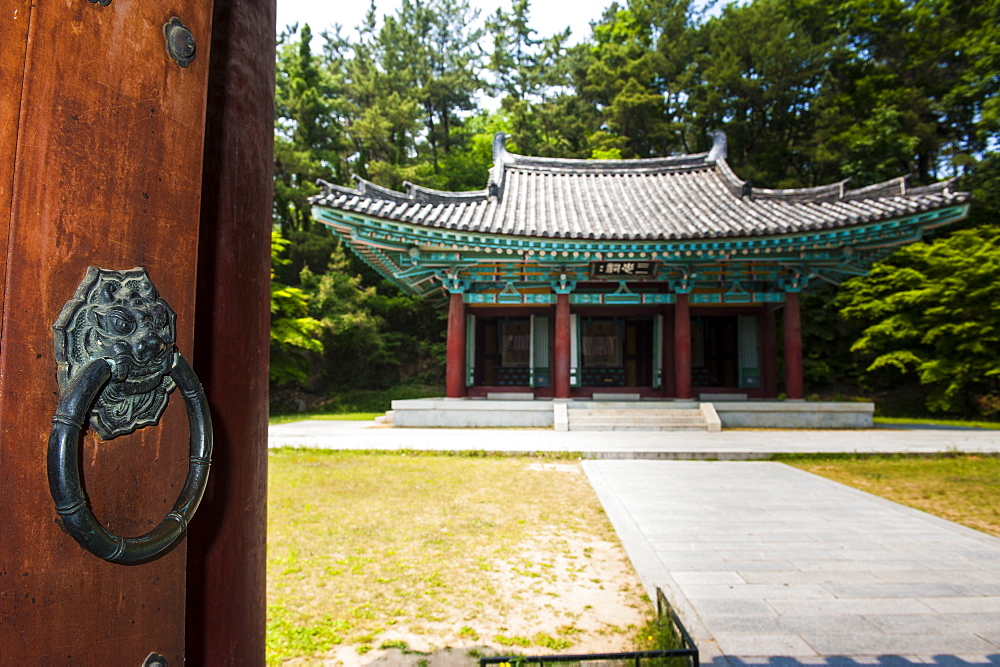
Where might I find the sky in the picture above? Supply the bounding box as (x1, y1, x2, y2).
(276, 0, 615, 45)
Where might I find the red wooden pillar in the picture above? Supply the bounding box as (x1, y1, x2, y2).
(784, 292, 804, 399)
(674, 293, 692, 399)
(554, 293, 571, 398)
(186, 0, 273, 661)
(446, 292, 467, 398)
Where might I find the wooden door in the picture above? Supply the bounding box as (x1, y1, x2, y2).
(624, 319, 654, 387)
(0, 0, 270, 662)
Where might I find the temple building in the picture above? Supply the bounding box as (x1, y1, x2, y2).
(311, 132, 969, 404)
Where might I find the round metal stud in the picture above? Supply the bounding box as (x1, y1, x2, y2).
(143, 653, 168, 667)
(163, 17, 196, 68)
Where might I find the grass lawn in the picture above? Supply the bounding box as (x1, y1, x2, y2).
(776, 453, 1000, 538)
(267, 450, 654, 665)
(874, 416, 1000, 430)
(269, 413, 382, 425)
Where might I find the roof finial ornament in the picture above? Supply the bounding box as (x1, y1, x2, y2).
(707, 129, 728, 163)
(489, 132, 514, 199)
(493, 132, 511, 162)
(351, 173, 368, 196)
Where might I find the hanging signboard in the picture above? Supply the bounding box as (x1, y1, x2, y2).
(590, 260, 657, 279)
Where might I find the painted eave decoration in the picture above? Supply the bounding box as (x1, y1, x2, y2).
(310, 132, 970, 305)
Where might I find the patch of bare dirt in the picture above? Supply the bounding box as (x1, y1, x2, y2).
(303, 531, 650, 665)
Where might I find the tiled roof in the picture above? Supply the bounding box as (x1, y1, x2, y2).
(312, 132, 969, 241)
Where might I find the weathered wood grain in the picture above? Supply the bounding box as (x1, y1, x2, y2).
(0, 0, 213, 662)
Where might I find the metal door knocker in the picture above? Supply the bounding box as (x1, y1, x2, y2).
(48, 267, 212, 564)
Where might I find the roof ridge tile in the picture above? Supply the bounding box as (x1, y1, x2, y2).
(310, 143, 971, 242)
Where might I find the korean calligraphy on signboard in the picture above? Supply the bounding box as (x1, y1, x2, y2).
(589, 261, 657, 279)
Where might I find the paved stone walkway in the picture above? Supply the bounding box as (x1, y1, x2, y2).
(268, 421, 1000, 664)
(268, 420, 1000, 458)
(585, 460, 1000, 665)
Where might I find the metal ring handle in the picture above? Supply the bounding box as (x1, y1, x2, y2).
(48, 353, 212, 564)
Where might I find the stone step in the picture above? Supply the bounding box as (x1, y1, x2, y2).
(571, 414, 706, 425)
(570, 410, 704, 420)
(568, 423, 710, 432)
(568, 401, 699, 410)
(567, 405, 710, 432)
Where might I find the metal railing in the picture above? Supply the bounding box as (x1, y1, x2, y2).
(479, 587, 698, 667)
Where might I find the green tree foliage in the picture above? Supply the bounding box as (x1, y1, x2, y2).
(486, 0, 590, 156)
(271, 11, 474, 394)
(839, 229, 1000, 415)
(799, 285, 865, 392)
(410, 0, 486, 176)
(945, 0, 1000, 151)
(270, 0, 999, 415)
(274, 24, 346, 234)
(341, 7, 425, 189)
(582, 0, 697, 157)
(270, 231, 324, 384)
(300, 247, 445, 390)
(334, 0, 488, 190)
(684, 0, 833, 184)
(799, 0, 972, 184)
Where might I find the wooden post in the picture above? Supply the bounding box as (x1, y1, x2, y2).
(784, 292, 804, 400)
(186, 0, 274, 661)
(446, 292, 466, 397)
(674, 293, 692, 399)
(554, 293, 571, 398)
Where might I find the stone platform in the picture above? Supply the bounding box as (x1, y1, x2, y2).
(387, 398, 874, 430)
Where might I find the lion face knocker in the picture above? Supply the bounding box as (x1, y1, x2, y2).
(54, 267, 177, 440)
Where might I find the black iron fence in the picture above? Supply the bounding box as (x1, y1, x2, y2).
(479, 587, 699, 667)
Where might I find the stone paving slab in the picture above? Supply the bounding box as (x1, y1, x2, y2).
(583, 460, 1000, 665)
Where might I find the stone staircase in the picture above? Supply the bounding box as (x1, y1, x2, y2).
(563, 401, 720, 432)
